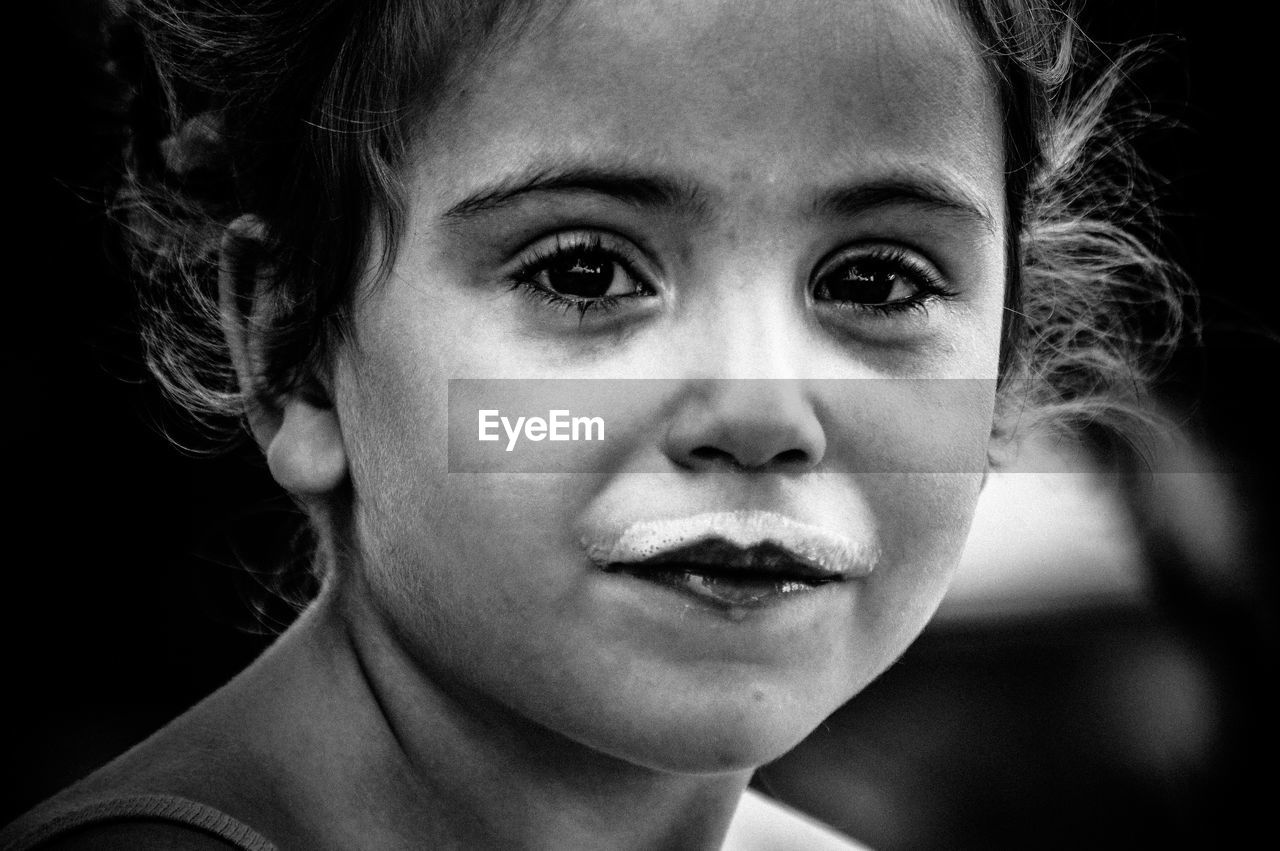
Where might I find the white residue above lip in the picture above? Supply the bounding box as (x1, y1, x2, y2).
(580, 510, 879, 577)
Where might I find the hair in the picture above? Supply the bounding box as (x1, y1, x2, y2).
(108, 0, 1192, 595)
(952, 1, 1191, 461)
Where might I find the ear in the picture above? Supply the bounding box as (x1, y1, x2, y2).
(218, 215, 348, 497)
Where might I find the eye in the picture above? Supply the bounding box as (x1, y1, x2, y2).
(510, 231, 655, 319)
(812, 245, 953, 314)
(533, 247, 635, 299)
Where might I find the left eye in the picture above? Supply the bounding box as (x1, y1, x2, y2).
(812, 247, 947, 309)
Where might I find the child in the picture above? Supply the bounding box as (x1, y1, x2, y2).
(3, 0, 1185, 848)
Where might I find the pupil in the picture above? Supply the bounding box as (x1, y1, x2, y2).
(828, 264, 894, 303)
(547, 252, 613, 297)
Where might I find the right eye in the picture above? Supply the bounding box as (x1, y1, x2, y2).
(508, 231, 657, 319)
(525, 245, 644, 300)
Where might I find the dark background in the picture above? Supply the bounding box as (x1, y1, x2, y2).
(8, 2, 1277, 848)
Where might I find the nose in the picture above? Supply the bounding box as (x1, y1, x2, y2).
(662, 278, 827, 471)
(663, 378, 827, 471)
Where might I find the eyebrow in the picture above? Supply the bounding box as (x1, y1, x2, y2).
(811, 174, 998, 236)
(440, 161, 997, 235)
(441, 164, 709, 222)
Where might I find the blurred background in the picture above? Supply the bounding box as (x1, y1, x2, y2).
(7, 1, 1276, 848)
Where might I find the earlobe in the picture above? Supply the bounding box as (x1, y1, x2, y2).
(267, 398, 349, 496)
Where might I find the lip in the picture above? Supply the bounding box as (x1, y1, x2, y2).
(580, 510, 879, 609)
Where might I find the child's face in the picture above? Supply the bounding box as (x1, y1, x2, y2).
(333, 0, 1005, 771)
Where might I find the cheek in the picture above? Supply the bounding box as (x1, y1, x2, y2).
(334, 349, 604, 673)
(827, 377, 993, 644)
(860, 472, 983, 633)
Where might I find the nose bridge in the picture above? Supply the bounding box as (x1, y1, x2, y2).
(693, 252, 800, 379)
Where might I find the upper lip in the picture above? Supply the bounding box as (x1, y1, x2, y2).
(619, 539, 846, 582)
(580, 510, 879, 580)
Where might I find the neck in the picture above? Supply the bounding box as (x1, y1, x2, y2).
(261, 583, 750, 850)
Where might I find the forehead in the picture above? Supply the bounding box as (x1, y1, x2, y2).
(418, 0, 1001, 217)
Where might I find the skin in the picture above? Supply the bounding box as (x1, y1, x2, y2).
(41, 0, 1007, 848)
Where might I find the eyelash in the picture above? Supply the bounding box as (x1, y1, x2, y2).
(810, 244, 957, 318)
(507, 232, 654, 322)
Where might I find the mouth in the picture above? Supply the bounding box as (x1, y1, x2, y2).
(602, 540, 846, 608)
(581, 511, 879, 610)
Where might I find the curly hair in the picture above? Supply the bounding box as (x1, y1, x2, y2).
(109, 0, 1192, 591)
(955, 1, 1190, 458)
(111, 0, 537, 431)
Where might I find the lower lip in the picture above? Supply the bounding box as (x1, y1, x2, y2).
(611, 564, 842, 615)
(589, 563, 854, 661)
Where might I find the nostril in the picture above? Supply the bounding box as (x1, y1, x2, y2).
(772, 448, 810, 466)
(690, 446, 734, 464)
(688, 445, 811, 469)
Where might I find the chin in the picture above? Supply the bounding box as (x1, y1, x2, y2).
(559, 672, 855, 776)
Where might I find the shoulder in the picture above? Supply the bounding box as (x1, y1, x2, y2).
(722, 789, 871, 851)
(0, 791, 277, 851)
(34, 821, 242, 850)
(1, 792, 278, 851)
